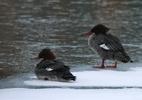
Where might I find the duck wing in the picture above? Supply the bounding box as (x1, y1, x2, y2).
(37, 60, 68, 71)
(98, 34, 125, 51)
(47, 60, 68, 70)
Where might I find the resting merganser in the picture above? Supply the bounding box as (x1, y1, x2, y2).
(32, 48, 76, 82)
(81, 24, 133, 68)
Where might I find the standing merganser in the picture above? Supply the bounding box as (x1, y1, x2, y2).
(81, 24, 133, 68)
(32, 48, 76, 82)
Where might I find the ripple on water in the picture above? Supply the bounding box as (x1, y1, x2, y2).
(0, 0, 142, 79)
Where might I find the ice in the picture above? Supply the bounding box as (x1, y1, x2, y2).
(0, 63, 142, 100)
(0, 88, 142, 100)
(24, 63, 142, 87)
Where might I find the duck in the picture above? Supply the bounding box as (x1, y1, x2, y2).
(81, 24, 133, 68)
(32, 48, 76, 82)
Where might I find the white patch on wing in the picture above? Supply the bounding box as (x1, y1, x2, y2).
(99, 44, 109, 50)
(46, 68, 53, 71)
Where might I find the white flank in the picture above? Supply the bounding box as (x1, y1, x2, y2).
(46, 68, 53, 71)
(99, 44, 109, 50)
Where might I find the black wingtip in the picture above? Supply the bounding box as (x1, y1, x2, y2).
(130, 60, 134, 63)
(71, 76, 76, 81)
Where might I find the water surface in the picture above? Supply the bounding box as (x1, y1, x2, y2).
(0, 0, 142, 80)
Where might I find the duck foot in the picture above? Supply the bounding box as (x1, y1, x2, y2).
(106, 66, 117, 68)
(92, 66, 105, 68)
(92, 59, 106, 68)
(106, 62, 117, 68)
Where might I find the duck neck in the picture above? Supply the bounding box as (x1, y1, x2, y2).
(88, 34, 95, 46)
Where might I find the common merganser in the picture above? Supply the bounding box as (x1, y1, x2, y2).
(81, 24, 133, 68)
(32, 48, 76, 82)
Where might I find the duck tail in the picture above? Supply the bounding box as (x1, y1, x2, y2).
(121, 59, 133, 63)
(129, 59, 134, 63)
(62, 72, 76, 81)
(121, 55, 133, 63)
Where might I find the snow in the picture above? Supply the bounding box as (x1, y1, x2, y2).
(0, 63, 142, 100)
(25, 69, 142, 87)
(24, 63, 142, 87)
(0, 88, 142, 100)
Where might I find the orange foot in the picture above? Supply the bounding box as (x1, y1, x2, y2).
(92, 66, 105, 68)
(106, 66, 117, 68)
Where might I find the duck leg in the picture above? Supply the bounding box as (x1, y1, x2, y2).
(106, 61, 117, 68)
(92, 59, 105, 68)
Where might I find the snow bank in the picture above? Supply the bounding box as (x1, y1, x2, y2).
(25, 63, 142, 87)
(0, 63, 142, 100)
(0, 88, 142, 100)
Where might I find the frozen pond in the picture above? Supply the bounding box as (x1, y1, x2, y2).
(1, 63, 142, 100)
(0, 0, 142, 90)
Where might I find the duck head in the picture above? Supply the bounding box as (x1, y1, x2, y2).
(81, 24, 109, 36)
(32, 48, 56, 60)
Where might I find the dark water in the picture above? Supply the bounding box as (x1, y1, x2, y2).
(0, 0, 142, 79)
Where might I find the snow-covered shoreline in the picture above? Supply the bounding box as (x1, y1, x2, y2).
(0, 63, 142, 100)
(24, 63, 142, 87)
(0, 88, 142, 100)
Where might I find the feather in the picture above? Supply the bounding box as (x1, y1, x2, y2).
(99, 44, 109, 50)
(46, 68, 53, 71)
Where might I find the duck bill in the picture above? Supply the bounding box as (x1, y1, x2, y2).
(31, 57, 41, 60)
(80, 31, 93, 36)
